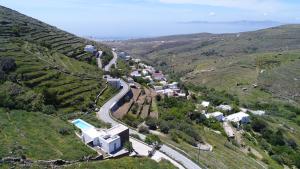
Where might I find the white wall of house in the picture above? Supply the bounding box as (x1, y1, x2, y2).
(98, 136, 121, 154)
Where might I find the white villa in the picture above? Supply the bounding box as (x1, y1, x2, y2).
(84, 45, 96, 53)
(225, 112, 250, 124)
(205, 112, 224, 121)
(72, 119, 129, 154)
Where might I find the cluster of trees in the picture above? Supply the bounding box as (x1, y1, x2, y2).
(132, 77, 150, 86)
(0, 57, 16, 81)
(156, 97, 203, 146)
(248, 117, 300, 168)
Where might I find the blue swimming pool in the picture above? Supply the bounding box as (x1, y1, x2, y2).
(72, 119, 94, 130)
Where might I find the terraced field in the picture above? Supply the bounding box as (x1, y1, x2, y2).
(0, 6, 114, 116)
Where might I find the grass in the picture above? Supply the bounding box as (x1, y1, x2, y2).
(0, 5, 113, 116)
(0, 108, 96, 160)
(64, 157, 176, 169)
(159, 127, 268, 169)
(0, 157, 177, 169)
(96, 85, 119, 106)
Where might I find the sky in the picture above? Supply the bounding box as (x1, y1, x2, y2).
(1, 0, 300, 39)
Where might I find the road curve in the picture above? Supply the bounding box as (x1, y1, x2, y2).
(97, 78, 202, 169)
(104, 51, 118, 72)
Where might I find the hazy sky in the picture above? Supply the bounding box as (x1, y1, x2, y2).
(1, 0, 300, 39)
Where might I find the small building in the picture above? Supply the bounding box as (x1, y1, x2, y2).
(152, 72, 165, 81)
(142, 69, 149, 76)
(153, 85, 163, 91)
(249, 110, 265, 116)
(175, 92, 186, 98)
(125, 55, 131, 61)
(225, 112, 250, 124)
(168, 82, 178, 89)
(84, 45, 96, 53)
(107, 78, 121, 89)
(201, 101, 210, 108)
(205, 112, 224, 121)
(130, 70, 142, 77)
(133, 59, 141, 63)
(216, 105, 232, 112)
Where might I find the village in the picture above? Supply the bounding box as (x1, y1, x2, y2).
(70, 44, 268, 168)
(115, 48, 266, 137)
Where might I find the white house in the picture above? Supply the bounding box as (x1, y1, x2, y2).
(225, 112, 250, 124)
(201, 101, 210, 108)
(130, 70, 142, 77)
(153, 85, 163, 91)
(216, 105, 232, 112)
(249, 110, 265, 116)
(84, 45, 96, 53)
(205, 112, 224, 121)
(142, 69, 149, 76)
(168, 82, 179, 89)
(82, 127, 121, 154)
(73, 119, 129, 154)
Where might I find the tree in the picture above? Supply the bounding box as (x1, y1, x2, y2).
(251, 117, 268, 133)
(138, 125, 149, 134)
(145, 134, 161, 145)
(124, 141, 134, 153)
(145, 118, 158, 130)
(159, 120, 170, 134)
(0, 57, 16, 73)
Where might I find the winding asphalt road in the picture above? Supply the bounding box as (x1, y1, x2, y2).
(96, 78, 202, 169)
(104, 51, 118, 71)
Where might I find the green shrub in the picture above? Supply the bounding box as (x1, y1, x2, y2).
(145, 118, 158, 130)
(145, 134, 161, 145)
(138, 125, 149, 134)
(58, 127, 71, 135)
(159, 120, 170, 134)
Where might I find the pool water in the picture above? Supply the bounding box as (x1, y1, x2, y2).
(72, 119, 94, 130)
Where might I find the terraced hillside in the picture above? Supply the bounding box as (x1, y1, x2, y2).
(0, 5, 124, 164)
(0, 6, 113, 115)
(105, 25, 300, 105)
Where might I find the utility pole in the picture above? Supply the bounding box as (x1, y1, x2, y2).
(197, 145, 200, 164)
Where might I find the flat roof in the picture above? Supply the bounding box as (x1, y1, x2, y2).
(225, 112, 249, 122)
(106, 124, 128, 136)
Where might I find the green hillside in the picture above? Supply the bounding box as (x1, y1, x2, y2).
(105, 25, 300, 106)
(0, 5, 117, 164)
(0, 5, 114, 115)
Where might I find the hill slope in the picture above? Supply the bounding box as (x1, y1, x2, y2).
(105, 25, 300, 105)
(0, 5, 115, 162)
(0, 5, 114, 115)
